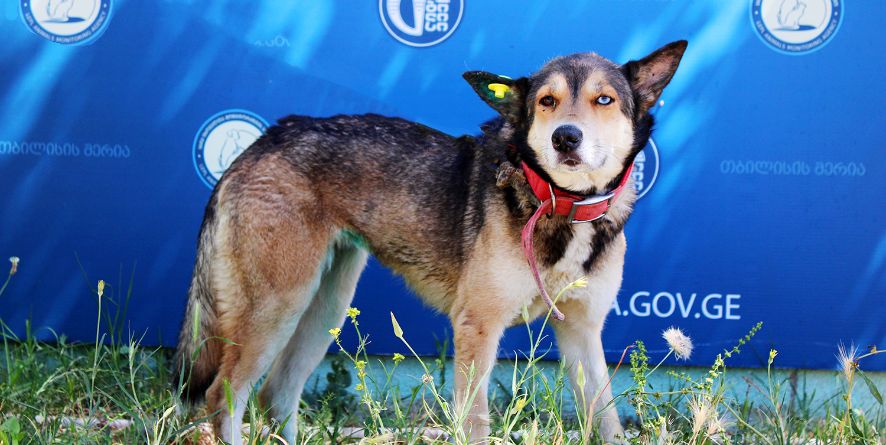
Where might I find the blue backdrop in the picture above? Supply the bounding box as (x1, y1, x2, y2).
(1, 0, 883, 371)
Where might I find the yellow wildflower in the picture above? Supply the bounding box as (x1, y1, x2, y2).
(509, 397, 528, 415)
(572, 276, 589, 288)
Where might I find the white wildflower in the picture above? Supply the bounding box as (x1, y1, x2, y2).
(656, 416, 674, 445)
(689, 397, 710, 435)
(662, 326, 693, 360)
(836, 343, 858, 382)
(706, 410, 732, 441)
(8, 256, 19, 275)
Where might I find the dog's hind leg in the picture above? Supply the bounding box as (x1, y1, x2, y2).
(259, 236, 368, 442)
(204, 185, 335, 444)
(206, 243, 330, 445)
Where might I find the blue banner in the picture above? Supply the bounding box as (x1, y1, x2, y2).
(1, 0, 883, 370)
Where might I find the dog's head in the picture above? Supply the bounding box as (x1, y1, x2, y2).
(465, 41, 687, 193)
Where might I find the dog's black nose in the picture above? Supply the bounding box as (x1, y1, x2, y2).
(552, 125, 582, 152)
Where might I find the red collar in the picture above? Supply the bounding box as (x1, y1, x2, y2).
(520, 161, 633, 223)
(518, 161, 634, 321)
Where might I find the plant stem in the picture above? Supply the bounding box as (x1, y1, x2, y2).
(646, 349, 674, 378)
(90, 291, 102, 411)
(0, 272, 12, 297)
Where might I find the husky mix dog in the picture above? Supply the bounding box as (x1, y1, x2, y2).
(174, 41, 687, 444)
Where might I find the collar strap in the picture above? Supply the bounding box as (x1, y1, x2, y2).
(521, 161, 633, 223)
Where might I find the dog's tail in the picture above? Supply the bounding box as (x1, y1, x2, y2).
(172, 193, 222, 405)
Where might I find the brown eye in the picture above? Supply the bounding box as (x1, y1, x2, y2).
(539, 95, 556, 107)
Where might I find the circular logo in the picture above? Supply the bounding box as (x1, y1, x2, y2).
(750, 0, 842, 55)
(20, 0, 112, 45)
(631, 138, 659, 200)
(379, 0, 463, 47)
(193, 110, 269, 189)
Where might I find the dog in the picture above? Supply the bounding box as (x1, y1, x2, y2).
(173, 40, 687, 444)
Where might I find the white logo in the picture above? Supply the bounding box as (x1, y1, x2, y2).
(379, 0, 464, 47)
(751, 0, 842, 54)
(631, 138, 659, 200)
(193, 110, 268, 189)
(612, 291, 742, 320)
(20, 0, 112, 45)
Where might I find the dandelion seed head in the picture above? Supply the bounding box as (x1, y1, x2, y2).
(662, 326, 693, 360)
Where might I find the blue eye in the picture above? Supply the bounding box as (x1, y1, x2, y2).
(596, 95, 613, 105)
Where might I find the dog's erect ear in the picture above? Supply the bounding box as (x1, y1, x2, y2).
(622, 40, 688, 115)
(463, 71, 527, 122)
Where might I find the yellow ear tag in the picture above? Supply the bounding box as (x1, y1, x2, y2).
(488, 83, 510, 99)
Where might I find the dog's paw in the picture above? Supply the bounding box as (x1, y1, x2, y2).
(599, 418, 628, 445)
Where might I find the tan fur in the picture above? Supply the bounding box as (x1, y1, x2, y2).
(202, 156, 340, 442)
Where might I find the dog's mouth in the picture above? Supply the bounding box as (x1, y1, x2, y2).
(557, 153, 583, 169)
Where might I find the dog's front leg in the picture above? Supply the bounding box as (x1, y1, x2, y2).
(553, 299, 625, 444)
(450, 302, 511, 444)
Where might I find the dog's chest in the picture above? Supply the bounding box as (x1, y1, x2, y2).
(536, 222, 625, 304)
(552, 223, 598, 275)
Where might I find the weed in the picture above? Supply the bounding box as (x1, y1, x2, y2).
(0, 258, 882, 444)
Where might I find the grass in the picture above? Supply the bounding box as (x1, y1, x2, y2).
(0, 259, 883, 444)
